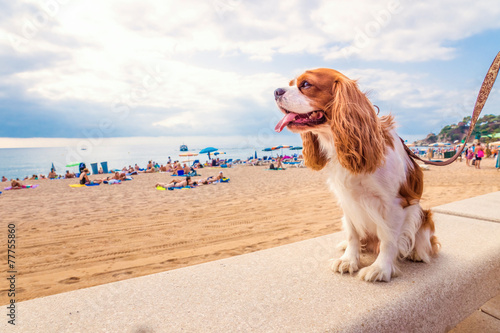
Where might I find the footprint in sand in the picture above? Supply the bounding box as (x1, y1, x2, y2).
(59, 276, 80, 284)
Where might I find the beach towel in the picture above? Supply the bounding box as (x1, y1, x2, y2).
(103, 179, 121, 185)
(4, 184, 39, 190)
(69, 183, 100, 187)
(157, 185, 195, 191)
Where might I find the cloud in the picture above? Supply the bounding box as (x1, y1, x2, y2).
(0, 0, 498, 143)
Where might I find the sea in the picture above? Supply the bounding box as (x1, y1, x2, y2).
(0, 138, 302, 180)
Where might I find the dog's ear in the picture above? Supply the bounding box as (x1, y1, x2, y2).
(301, 131, 328, 170)
(329, 78, 389, 174)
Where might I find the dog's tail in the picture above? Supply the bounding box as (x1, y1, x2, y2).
(423, 209, 441, 255)
(411, 209, 440, 262)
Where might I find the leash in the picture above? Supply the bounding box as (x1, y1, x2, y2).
(402, 51, 500, 166)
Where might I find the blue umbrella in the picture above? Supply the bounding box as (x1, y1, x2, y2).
(254, 151, 257, 159)
(51, 162, 56, 172)
(199, 147, 218, 159)
(290, 146, 303, 150)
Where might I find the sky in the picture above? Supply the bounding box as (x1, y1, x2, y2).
(1, 0, 500, 148)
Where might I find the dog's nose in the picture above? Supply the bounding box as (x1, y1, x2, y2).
(274, 88, 286, 100)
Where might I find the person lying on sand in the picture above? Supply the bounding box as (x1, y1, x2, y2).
(197, 176, 219, 185)
(156, 176, 198, 189)
(215, 171, 224, 181)
(110, 171, 127, 181)
(11, 179, 23, 189)
(1, 176, 7, 182)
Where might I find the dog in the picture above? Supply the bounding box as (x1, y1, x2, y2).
(274, 68, 440, 282)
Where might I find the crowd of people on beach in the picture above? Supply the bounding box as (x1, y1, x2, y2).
(0, 156, 237, 191)
(410, 142, 499, 170)
(2, 144, 497, 188)
(155, 171, 227, 189)
(462, 143, 497, 169)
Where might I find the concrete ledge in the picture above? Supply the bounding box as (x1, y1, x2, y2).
(451, 294, 500, 332)
(432, 191, 500, 223)
(4, 194, 500, 332)
(451, 310, 500, 332)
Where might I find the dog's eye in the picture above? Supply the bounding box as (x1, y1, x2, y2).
(300, 81, 312, 89)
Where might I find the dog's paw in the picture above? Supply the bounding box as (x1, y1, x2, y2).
(408, 250, 423, 262)
(330, 256, 359, 275)
(358, 263, 397, 282)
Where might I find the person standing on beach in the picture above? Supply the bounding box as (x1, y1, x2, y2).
(466, 147, 474, 166)
(475, 145, 485, 169)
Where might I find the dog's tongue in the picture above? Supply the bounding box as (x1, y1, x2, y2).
(275, 113, 297, 132)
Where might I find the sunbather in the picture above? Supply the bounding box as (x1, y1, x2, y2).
(11, 179, 23, 189)
(79, 168, 103, 185)
(48, 169, 57, 179)
(110, 171, 127, 181)
(277, 156, 284, 169)
(65, 171, 75, 179)
(156, 176, 197, 189)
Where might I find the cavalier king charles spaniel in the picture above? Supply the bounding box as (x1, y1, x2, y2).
(274, 68, 440, 282)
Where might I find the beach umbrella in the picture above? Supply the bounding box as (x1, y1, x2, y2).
(213, 152, 226, 155)
(199, 147, 218, 159)
(51, 162, 56, 172)
(65, 162, 80, 173)
(290, 146, 302, 150)
(179, 152, 198, 163)
(262, 146, 278, 157)
(275, 145, 292, 156)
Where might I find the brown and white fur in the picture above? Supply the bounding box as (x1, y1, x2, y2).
(274, 68, 440, 282)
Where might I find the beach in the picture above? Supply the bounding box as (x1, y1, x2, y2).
(0, 158, 499, 304)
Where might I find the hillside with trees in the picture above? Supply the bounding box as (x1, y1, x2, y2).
(415, 114, 500, 145)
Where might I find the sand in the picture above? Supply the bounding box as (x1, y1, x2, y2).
(0, 158, 499, 304)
